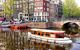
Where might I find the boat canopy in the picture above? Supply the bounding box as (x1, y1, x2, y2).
(31, 29, 65, 34)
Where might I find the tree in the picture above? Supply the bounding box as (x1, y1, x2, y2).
(63, 0, 80, 18)
(2, 0, 15, 20)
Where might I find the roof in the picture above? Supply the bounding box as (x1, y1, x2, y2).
(31, 29, 65, 34)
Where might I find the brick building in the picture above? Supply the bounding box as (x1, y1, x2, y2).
(49, 0, 63, 21)
(34, 0, 63, 22)
(34, 0, 50, 22)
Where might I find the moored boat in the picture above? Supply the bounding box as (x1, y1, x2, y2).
(0, 24, 10, 28)
(28, 29, 72, 44)
(10, 23, 30, 29)
(0, 17, 6, 24)
(0, 21, 11, 28)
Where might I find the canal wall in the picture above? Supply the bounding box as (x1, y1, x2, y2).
(26, 22, 51, 28)
(26, 20, 80, 29)
(26, 22, 63, 29)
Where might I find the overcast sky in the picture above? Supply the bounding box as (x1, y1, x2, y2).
(76, 0, 80, 7)
(62, 0, 80, 7)
(0, 0, 80, 7)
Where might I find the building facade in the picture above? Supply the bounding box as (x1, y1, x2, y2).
(0, 0, 63, 21)
(49, 0, 63, 21)
(34, 0, 50, 22)
(13, 0, 34, 20)
(34, 0, 63, 22)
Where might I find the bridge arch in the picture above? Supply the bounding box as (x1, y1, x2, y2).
(62, 22, 79, 34)
(63, 21, 80, 26)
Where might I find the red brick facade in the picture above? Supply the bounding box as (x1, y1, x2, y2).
(34, 0, 50, 21)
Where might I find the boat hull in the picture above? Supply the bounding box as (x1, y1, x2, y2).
(0, 25, 10, 28)
(10, 23, 30, 29)
(28, 32, 72, 44)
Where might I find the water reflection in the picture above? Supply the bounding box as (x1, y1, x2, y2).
(0, 28, 70, 50)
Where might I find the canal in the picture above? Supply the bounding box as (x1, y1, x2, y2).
(0, 28, 71, 50)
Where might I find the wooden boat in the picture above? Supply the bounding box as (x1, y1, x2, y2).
(28, 29, 72, 44)
(10, 23, 30, 29)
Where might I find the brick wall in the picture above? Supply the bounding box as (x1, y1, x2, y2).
(26, 22, 63, 29)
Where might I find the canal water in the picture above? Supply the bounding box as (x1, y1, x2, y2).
(0, 28, 71, 50)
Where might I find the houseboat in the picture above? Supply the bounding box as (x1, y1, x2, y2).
(28, 29, 72, 44)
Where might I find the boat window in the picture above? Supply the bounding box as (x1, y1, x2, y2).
(43, 34, 46, 37)
(32, 31, 34, 34)
(56, 34, 64, 38)
(33, 31, 36, 34)
(38, 32, 40, 35)
(50, 34, 55, 38)
(41, 32, 44, 36)
(42, 33, 44, 36)
(42, 32, 45, 36)
(46, 34, 50, 37)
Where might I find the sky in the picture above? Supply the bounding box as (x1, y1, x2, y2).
(62, 0, 80, 7)
(76, 0, 80, 7)
(0, 0, 80, 7)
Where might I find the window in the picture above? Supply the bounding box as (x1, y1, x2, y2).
(42, 33, 44, 36)
(46, 12, 49, 16)
(35, 8, 37, 10)
(35, 12, 38, 16)
(24, 14, 27, 16)
(35, 0, 42, 1)
(44, 3, 45, 5)
(43, 12, 46, 16)
(35, 2, 43, 6)
(35, 3, 37, 6)
(44, 8, 45, 10)
(39, 7, 43, 9)
(56, 34, 64, 38)
(40, 2, 43, 6)
(33, 31, 36, 34)
(47, 8, 49, 11)
(38, 32, 40, 35)
(47, 3, 49, 7)
(38, 12, 42, 16)
(41, 32, 44, 36)
(50, 34, 55, 38)
(46, 34, 50, 37)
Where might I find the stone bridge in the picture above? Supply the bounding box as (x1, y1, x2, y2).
(26, 20, 80, 29)
(52, 20, 80, 28)
(62, 20, 80, 25)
